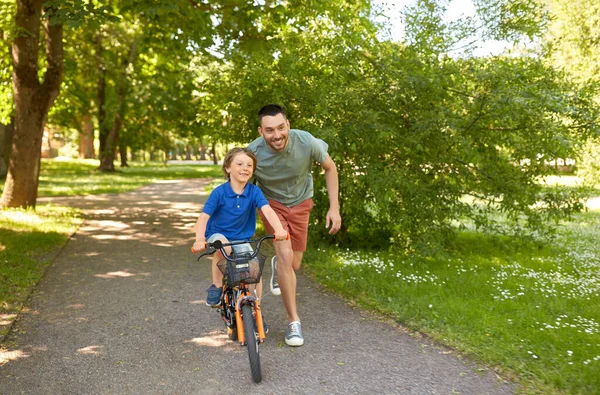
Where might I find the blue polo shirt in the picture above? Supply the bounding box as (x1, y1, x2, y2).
(202, 181, 269, 240)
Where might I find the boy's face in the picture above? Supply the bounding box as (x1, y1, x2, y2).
(226, 153, 254, 184)
(258, 113, 290, 152)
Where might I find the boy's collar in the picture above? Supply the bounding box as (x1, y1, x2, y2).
(224, 179, 248, 196)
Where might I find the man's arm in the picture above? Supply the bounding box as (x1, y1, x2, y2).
(321, 155, 341, 234)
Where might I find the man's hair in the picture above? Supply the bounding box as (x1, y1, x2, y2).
(257, 104, 287, 125)
(222, 147, 257, 178)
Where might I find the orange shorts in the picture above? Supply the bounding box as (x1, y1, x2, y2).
(259, 198, 314, 252)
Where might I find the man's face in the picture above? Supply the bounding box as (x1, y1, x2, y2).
(258, 113, 290, 152)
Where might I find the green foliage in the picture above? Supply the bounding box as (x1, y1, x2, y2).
(545, 0, 600, 84)
(5, 0, 599, 252)
(48, 0, 217, 159)
(473, 0, 550, 42)
(0, 1, 15, 123)
(543, 0, 600, 195)
(197, 1, 599, 253)
(578, 139, 600, 185)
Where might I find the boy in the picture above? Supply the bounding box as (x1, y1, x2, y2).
(192, 147, 287, 306)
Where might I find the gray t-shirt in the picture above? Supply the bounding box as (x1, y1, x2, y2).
(248, 129, 328, 207)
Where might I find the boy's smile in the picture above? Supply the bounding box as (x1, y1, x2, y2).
(226, 153, 255, 186)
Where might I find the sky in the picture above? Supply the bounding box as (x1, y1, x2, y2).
(372, 0, 510, 56)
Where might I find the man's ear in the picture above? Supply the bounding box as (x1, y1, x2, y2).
(257, 126, 263, 137)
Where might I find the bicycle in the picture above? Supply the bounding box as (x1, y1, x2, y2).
(195, 234, 275, 383)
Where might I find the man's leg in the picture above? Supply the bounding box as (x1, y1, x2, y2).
(292, 251, 304, 272)
(273, 239, 299, 323)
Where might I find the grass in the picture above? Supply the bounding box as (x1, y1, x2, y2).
(303, 210, 600, 394)
(0, 205, 82, 338)
(34, 158, 222, 196)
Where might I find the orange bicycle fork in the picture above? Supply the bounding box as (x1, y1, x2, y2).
(235, 294, 266, 345)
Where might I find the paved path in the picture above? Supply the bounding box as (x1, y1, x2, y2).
(0, 179, 516, 394)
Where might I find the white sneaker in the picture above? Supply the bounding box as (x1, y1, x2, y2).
(285, 321, 304, 346)
(270, 256, 281, 296)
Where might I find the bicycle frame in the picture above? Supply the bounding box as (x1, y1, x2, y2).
(234, 290, 266, 344)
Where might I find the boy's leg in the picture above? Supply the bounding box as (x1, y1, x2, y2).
(211, 252, 224, 287)
(255, 279, 263, 298)
(206, 234, 229, 306)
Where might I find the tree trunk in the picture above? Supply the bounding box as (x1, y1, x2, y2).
(98, 115, 120, 171)
(96, 33, 108, 164)
(212, 142, 218, 164)
(199, 143, 207, 160)
(0, 119, 13, 177)
(119, 143, 128, 167)
(0, 1, 63, 208)
(98, 39, 137, 172)
(78, 113, 95, 159)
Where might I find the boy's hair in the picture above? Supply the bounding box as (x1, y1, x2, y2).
(257, 104, 287, 125)
(222, 147, 257, 178)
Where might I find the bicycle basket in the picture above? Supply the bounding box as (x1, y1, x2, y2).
(217, 251, 266, 286)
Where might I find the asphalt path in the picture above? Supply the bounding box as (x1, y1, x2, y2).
(0, 179, 516, 394)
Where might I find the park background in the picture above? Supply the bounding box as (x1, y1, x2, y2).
(1, 0, 600, 393)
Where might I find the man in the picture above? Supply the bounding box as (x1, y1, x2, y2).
(248, 104, 341, 346)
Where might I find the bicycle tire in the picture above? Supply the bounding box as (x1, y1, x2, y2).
(241, 303, 262, 383)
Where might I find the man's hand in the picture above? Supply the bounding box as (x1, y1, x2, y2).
(191, 240, 207, 253)
(325, 208, 342, 234)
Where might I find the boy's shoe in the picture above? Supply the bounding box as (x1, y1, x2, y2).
(285, 321, 304, 346)
(205, 284, 222, 307)
(270, 256, 281, 295)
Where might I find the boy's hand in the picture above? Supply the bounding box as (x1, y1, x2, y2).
(191, 240, 207, 253)
(274, 230, 289, 241)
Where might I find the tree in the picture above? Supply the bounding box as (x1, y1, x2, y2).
(0, 0, 63, 208)
(201, 0, 599, 252)
(543, 0, 600, 183)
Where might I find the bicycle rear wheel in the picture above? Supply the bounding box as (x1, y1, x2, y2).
(241, 303, 262, 383)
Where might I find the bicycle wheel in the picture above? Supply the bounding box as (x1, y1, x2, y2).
(241, 303, 262, 383)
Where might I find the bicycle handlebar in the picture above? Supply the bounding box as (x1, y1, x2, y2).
(195, 234, 275, 262)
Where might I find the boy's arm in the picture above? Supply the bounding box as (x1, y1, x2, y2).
(260, 205, 288, 240)
(192, 213, 210, 252)
(321, 155, 341, 234)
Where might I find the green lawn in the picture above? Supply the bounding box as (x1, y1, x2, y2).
(0, 205, 82, 338)
(35, 159, 222, 196)
(303, 209, 600, 394)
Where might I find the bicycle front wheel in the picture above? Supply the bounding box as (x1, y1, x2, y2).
(241, 303, 262, 383)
